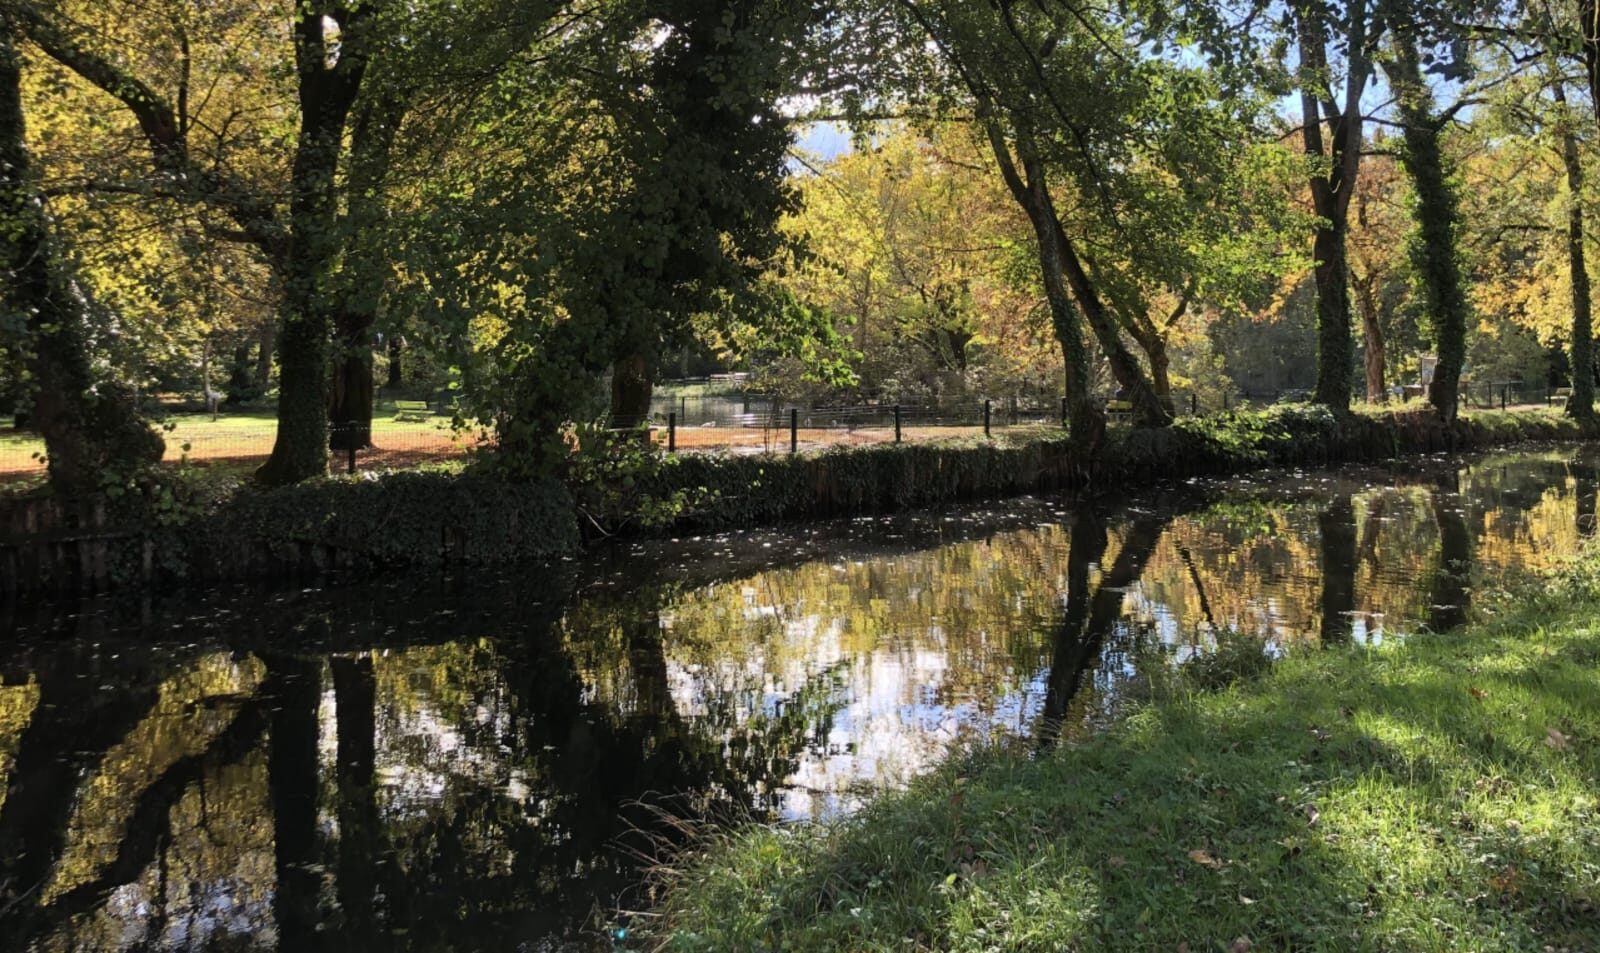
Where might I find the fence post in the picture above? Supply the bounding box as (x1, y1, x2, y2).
(894, 404, 902, 443)
(790, 408, 798, 454)
(984, 399, 992, 438)
(1501, 385, 1507, 411)
(346, 427, 356, 475)
(668, 412, 676, 453)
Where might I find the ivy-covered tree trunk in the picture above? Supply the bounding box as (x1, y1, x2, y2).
(980, 120, 1099, 439)
(1384, 36, 1470, 422)
(1557, 86, 1595, 420)
(0, 20, 161, 492)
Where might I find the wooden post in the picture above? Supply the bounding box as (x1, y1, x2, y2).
(668, 412, 676, 453)
(984, 399, 992, 438)
(894, 404, 902, 443)
(790, 408, 798, 454)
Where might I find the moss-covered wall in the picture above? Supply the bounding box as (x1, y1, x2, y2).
(645, 406, 1589, 533)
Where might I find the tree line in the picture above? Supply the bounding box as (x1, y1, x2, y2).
(2, 0, 1599, 491)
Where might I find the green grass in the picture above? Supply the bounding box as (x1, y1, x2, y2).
(648, 555, 1600, 952)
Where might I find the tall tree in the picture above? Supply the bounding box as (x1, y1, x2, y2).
(0, 12, 161, 491)
(1379, 9, 1474, 420)
(1292, 0, 1384, 412)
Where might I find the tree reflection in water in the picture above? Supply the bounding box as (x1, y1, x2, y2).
(0, 448, 1596, 951)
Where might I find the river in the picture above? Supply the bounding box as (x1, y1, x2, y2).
(0, 446, 1594, 951)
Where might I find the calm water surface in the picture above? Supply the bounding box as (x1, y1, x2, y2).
(1, 447, 1595, 951)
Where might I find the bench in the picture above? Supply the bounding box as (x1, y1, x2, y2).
(1105, 398, 1134, 422)
(393, 399, 431, 422)
(1554, 387, 1573, 407)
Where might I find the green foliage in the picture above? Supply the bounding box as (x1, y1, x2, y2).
(564, 423, 713, 537)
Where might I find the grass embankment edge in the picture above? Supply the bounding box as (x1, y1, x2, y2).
(644, 551, 1600, 952)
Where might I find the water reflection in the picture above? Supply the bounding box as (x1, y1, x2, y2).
(0, 447, 1595, 951)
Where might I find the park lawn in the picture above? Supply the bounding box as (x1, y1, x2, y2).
(649, 552, 1600, 952)
(0, 403, 467, 475)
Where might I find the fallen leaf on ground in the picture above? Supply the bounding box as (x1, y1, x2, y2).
(1188, 849, 1222, 869)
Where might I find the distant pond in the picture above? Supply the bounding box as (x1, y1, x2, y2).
(1, 446, 1595, 951)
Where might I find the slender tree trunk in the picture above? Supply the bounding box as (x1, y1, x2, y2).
(1557, 84, 1595, 419)
(1356, 278, 1387, 402)
(0, 22, 162, 490)
(1384, 35, 1469, 421)
(981, 125, 1096, 431)
(255, 321, 275, 391)
(1048, 214, 1171, 426)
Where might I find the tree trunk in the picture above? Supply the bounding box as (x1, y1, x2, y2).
(256, 8, 373, 485)
(1318, 493, 1358, 644)
(265, 654, 325, 948)
(1296, 1, 1368, 414)
(0, 22, 162, 491)
(1356, 278, 1387, 403)
(386, 335, 404, 389)
(610, 351, 654, 429)
(1557, 85, 1595, 419)
(329, 321, 374, 450)
(328, 94, 404, 454)
(1310, 221, 1356, 411)
(255, 321, 275, 391)
(1384, 36, 1469, 421)
(331, 655, 378, 938)
(1429, 472, 1472, 632)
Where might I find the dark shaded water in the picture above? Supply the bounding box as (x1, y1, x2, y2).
(1, 447, 1596, 951)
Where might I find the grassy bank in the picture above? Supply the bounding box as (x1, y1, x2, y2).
(647, 552, 1600, 952)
